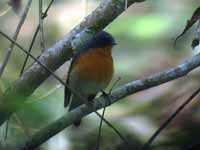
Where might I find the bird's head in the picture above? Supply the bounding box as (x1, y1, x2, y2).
(84, 31, 116, 49)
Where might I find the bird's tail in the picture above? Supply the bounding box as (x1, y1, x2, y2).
(68, 95, 83, 111)
(69, 96, 84, 126)
(64, 86, 71, 108)
(65, 87, 83, 126)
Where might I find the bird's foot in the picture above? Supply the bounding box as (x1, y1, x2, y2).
(101, 90, 112, 106)
(86, 95, 95, 111)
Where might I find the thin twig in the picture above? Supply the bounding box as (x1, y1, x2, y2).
(144, 87, 200, 149)
(96, 78, 127, 150)
(0, 31, 64, 85)
(1, 22, 127, 149)
(109, 77, 121, 94)
(1, 0, 32, 141)
(2, 27, 200, 149)
(0, 0, 32, 79)
(39, 0, 45, 52)
(1, 28, 200, 149)
(19, 27, 39, 76)
(0, 30, 87, 105)
(0, 0, 200, 148)
(20, 0, 55, 76)
(0, 0, 146, 127)
(17, 97, 137, 150)
(0, 30, 130, 148)
(0, 30, 125, 149)
(95, 83, 135, 150)
(96, 107, 106, 150)
(94, 112, 130, 147)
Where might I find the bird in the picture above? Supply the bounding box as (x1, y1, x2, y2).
(64, 31, 116, 126)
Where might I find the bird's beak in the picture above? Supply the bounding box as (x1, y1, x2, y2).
(112, 41, 117, 46)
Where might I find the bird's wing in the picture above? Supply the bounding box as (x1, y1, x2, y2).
(64, 78, 71, 107)
(64, 49, 83, 108)
(64, 47, 95, 108)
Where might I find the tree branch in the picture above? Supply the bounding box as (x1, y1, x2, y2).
(39, 0, 45, 52)
(17, 53, 200, 150)
(0, 0, 145, 126)
(0, 30, 129, 146)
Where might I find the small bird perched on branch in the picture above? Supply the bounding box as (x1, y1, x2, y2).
(64, 31, 116, 126)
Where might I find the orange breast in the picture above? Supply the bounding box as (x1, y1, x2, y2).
(71, 47, 114, 88)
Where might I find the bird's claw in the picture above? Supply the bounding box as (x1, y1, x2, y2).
(101, 90, 112, 106)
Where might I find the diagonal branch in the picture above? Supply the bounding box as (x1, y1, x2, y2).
(0, 30, 130, 147)
(144, 87, 200, 149)
(17, 53, 200, 150)
(0, 0, 146, 126)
